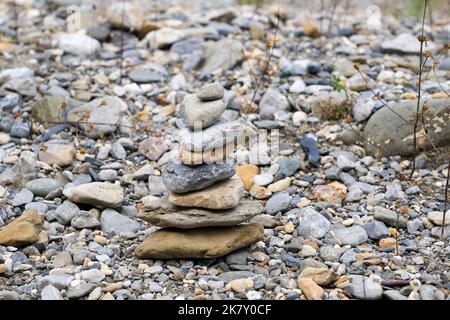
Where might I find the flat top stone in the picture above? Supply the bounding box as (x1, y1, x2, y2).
(197, 83, 225, 101)
(135, 223, 264, 259)
(179, 93, 227, 129)
(138, 200, 263, 229)
(168, 176, 244, 210)
(162, 162, 235, 193)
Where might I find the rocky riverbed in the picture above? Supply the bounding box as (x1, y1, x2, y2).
(0, 0, 449, 300)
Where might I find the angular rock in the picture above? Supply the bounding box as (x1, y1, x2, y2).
(100, 209, 140, 235)
(135, 224, 264, 259)
(139, 137, 169, 161)
(199, 38, 243, 74)
(324, 225, 368, 246)
(32, 96, 78, 127)
(67, 96, 128, 138)
(71, 211, 100, 229)
(297, 278, 324, 300)
(265, 192, 292, 214)
(55, 200, 79, 225)
(259, 88, 290, 120)
(299, 267, 339, 286)
(0, 209, 43, 246)
(364, 220, 390, 240)
(297, 208, 331, 239)
(38, 142, 76, 167)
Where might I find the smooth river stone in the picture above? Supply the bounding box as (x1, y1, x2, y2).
(135, 223, 264, 259)
(197, 83, 224, 101)
(180, 120, 244, 152)
(162, 162, 235, 193)
(168, 176, 244, 209)
(179, 93, 227, 129)
(63, 182, 124, 208)
(138, 200, 263, 228)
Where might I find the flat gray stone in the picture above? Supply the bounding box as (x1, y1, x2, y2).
(138, 200, 263, 228)
(324, 225, 368, 246)
(100, 209, 140, 235)
(25, 178, 64, 197)
(162, 162, 235, 193)
(179, 93, 227, 129)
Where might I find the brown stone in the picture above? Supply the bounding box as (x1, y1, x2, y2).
(303, 20, 321, 38)
(250, 184, 272, 199)
(0, 209, 43, 246)
(379, 237, 397, 249)
(179, 143, 233, 166)
(299, 267, 339, 286)
(139, 137, 169, 161)
(297, 278, 325, 300)
(236, 164, 259, 190)
(135, 224, 264, 259)
(168, 176, 244, 209)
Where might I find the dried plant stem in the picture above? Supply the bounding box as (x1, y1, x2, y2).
(248, 10, 280, 107)
(355, 69, 410, 124)
(119, 1, 126, 85)
(409, 0, 428, 180)
(347, 122, 390, 156)
(327, 0, 339, 36)
(443, 162, 449, 239)
(395, 213, 400, 255)
(12, 0, 18, 42)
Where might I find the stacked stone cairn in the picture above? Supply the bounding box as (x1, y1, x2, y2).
(135, 83, 264, 259)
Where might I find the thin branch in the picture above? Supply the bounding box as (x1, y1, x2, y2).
(119, 1, 126, 85)
(409, 0, 429, 180)
(354, 67, 411, 124)
(249, 10, 280, 107)
(443, 162, 449, 239)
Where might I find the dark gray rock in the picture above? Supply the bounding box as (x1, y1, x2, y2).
(299, 136, 320, 166)
(275, 158, 300, 180)
(162, 162, 235, 193)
